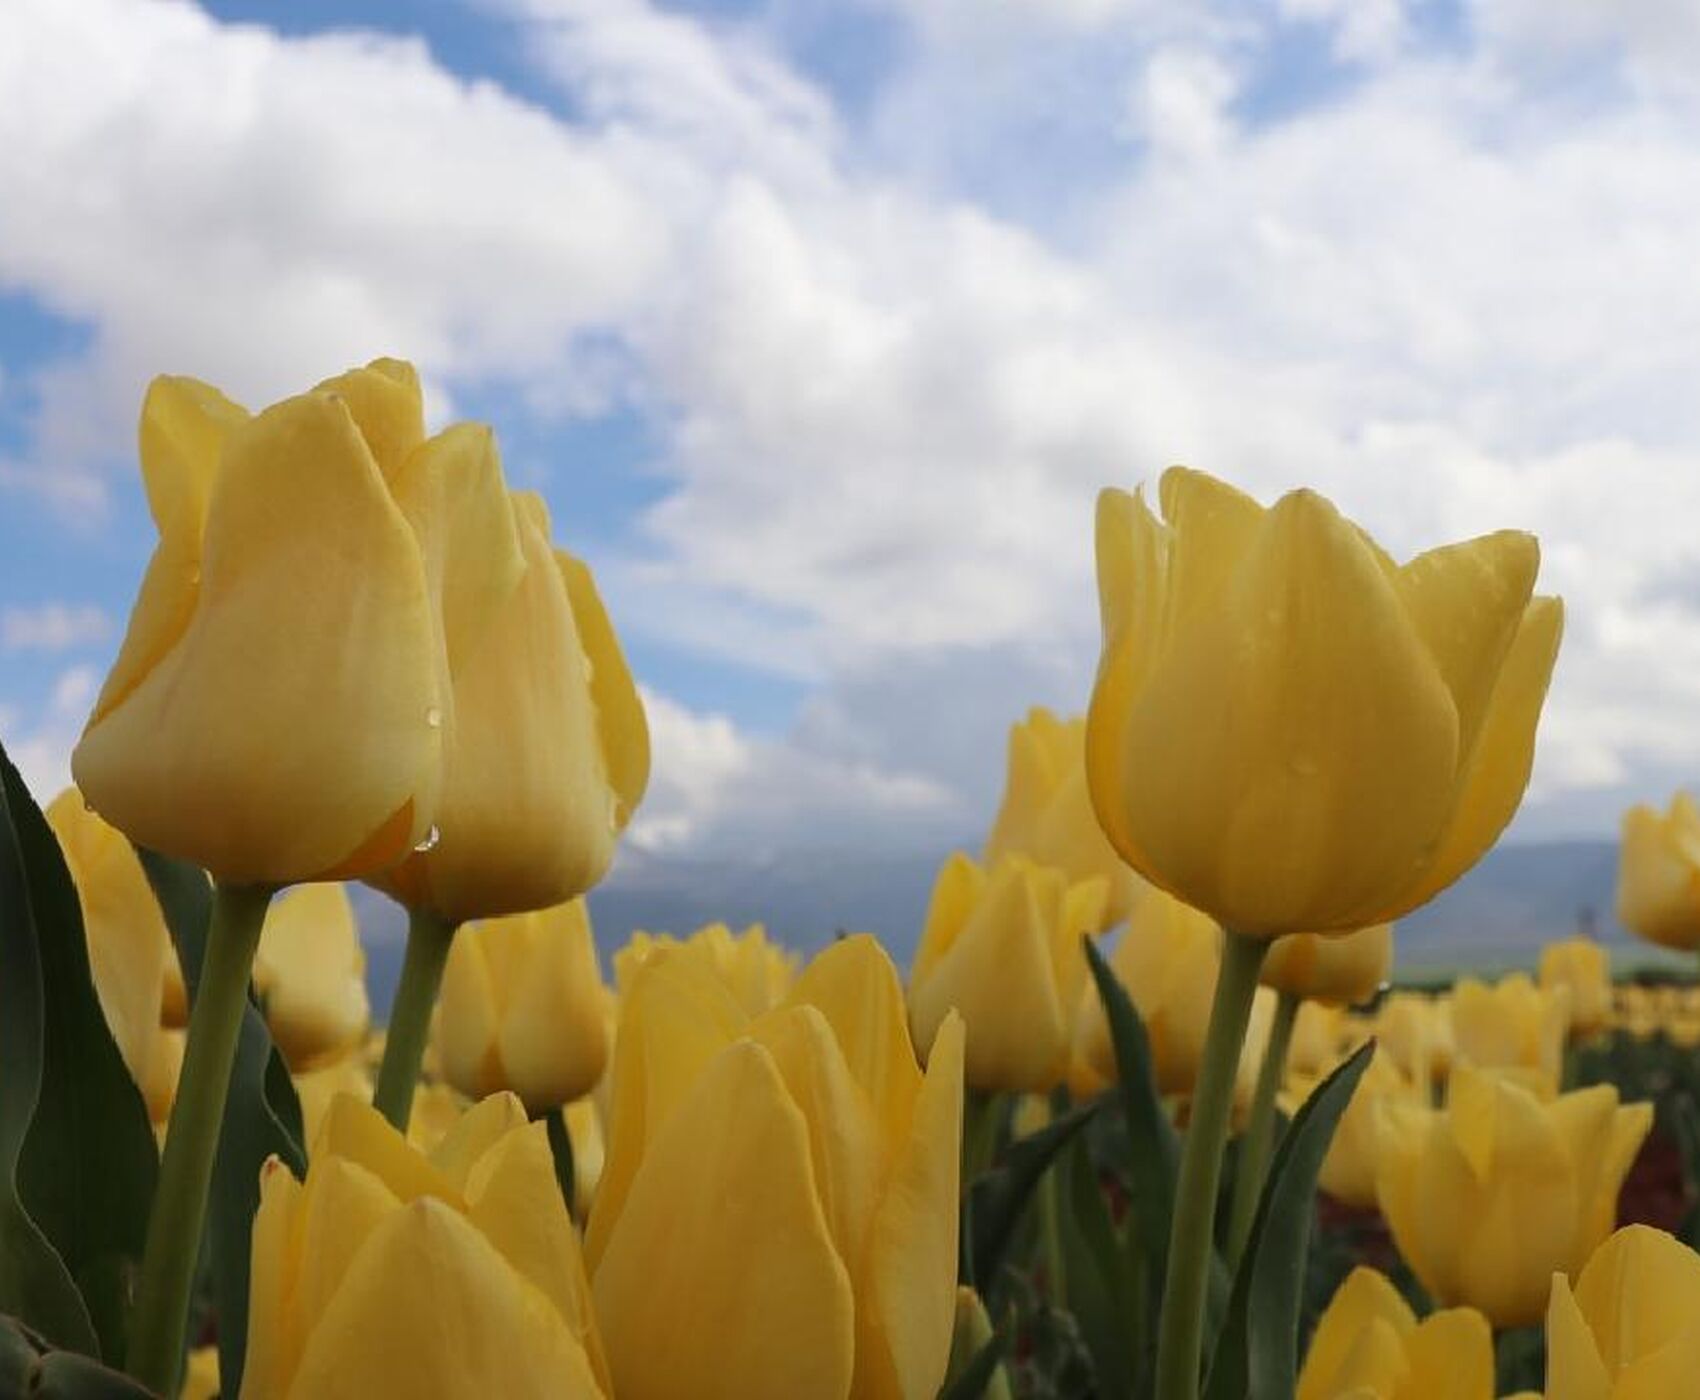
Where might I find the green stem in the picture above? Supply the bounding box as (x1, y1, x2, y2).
(1038, 1153, 1068, 1308)
(126, 882, 274, 1395)
(372, 908, 458, 1132)
(543, 1106, 577, 1220)
(1153, 931, 1269, 1400)
(1225, 988, 1300, 1267)
(961, 1089, 1004, 1185)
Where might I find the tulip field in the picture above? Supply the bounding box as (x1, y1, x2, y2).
(9, 363, 1700, 1400)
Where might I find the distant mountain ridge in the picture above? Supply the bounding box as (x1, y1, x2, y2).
(359, 836, 1664, 1017)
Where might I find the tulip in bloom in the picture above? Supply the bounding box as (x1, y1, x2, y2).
(1087, 467, 1562, 936)
(1376, 1064, 1652, 1327)
(1546, 1225, 1700, 1398)
(1450, 973, 1568, 1097)
(1288, 1002, 1348, 1078)
(909, 852, 1107, 1093)
(1617, 794, 1700, 952)
(983, 707, 1139, 928)
(586, 935, 964, 1400)
(613, 922, 797, 1016)
(244, 1092, 608, 1399)
(45, 790, 186, 1124)
(292, 1055, 375, 1148)
(251, 883, 370, 1071)
(1375, 993, 1453, 1086)
(1540, 937, 1612, 1039)
(436, 898, 609, 1115)
(1261, 923, 1393, 1007)
(1288, 1047, 1422, 1210)
(371, 484, 648, 923)
(73, 362, 458, 886)
(1298, 1267, 1494, 1400)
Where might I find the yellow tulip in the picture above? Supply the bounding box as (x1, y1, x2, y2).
(405, 1082, 471, 1156)
(1617, 794, 1700, 951)
(1375, 1065, 1653, 1327)
(586, 935, 964, 1400)
(244, 1092, 608, 1399)
(45, 789, 185, 1124)
(1288, 1047, 1421, 1210)
(1540, 938, 1612, 1038)
(1298, 1266, 1494, 1400)
(613, 922, 797, 1016)
(73, 361, 457, 886)
(983, 707, 1139, 928)
(292, 1054, 375, 1148)
(436, 898, 609, 1114)
(908, 852, 1107, 1093)
(1450, 973, 1567, 1097)
(1086, 467, 1561, 936)
(1375, 993, 1453, 1085)
(1288, 1002, 1347, 1078)
(1546, 1225, 1700, 1399)
(372, 489, 648, 923)
(252, 883, 370, 1071)
(1261, 924, 1393, 1007)
(181, 1345, 220, 1400)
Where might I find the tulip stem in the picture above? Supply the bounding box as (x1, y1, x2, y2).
(127, 881, 274, 1396)
(961, 1089, 1003, 1184)
(1224, 988, 1300, 1268)
(1153, 931, 1269, 1400)
(373, 908, 458, 1132)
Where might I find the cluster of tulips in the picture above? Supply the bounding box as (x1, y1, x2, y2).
(4, 357, 1698, 1400)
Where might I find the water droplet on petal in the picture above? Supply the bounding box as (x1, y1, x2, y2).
(414, 825, 441, 853)
(83, 797, 96, 814)
(425, 706, 442, 729)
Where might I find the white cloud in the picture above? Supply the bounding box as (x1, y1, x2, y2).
(3, 0, 1700, 855)
(3, 665, 99, 804)
(1, 602, 112, 652)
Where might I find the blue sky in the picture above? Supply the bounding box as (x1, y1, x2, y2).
(4, 0, 1700, 863)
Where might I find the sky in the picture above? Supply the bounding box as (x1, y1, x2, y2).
(3, 0, 1700, 870)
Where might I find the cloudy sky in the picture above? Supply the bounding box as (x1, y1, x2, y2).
(3, 0, 1700, 868)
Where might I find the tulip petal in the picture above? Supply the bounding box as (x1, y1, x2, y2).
(1546, 1272, 1613, 1400)
(1402, 1308, 1494, 1400)
(592, 1042, 856, 1400)
(1156, 465, 1266, 634)
(289, 1197, 605, 1400)
(313, 1094, 460, 1204)
(437, 927, 506, 1103)
(1617, 799, 1700, 951)
(74, 390, 444, 882)
(1570, 1224, 1700, 1380)
(1400, 596, 1564, 910)
(313, 358, 425, 484)
(910, 853, 985, 991)
(252, 883, 370, 1070)
(858, 1013, 964, 1400)
(243, 1156, 304, 1400)
(494, 903, 611, 1111)
(430, 1090, 530, 1188)
(1298, 1265, 1416, 1400)
(1116, 487, 1461, 934)
(558, 546, 651, 832)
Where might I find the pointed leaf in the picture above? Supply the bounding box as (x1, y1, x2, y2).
(937, 1325, 1011, 1400)
(969, 1100, 1098, 1296)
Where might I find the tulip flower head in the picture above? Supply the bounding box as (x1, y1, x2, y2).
(244, 1092, 609, 1399)
(1546, 1225, 1700, 1399)
(587, 935, 964, 1400)
(613, 922, 798, 1016)
(984, 707, 1140, 928)
(1450, 972, 1568, 1097)
(909, 852, 1108, 1093)
(436, 898, 610, 1115)
(1298, 1267, 1495, 1400)
(1087, 468, 1562, 937)
(251, 882, 370, 1071)
(1261, 923, 1394, 1007)
(1375, 1064, 1652, 1327)
(1540, 937, 1612, 1039)
(1617, 793, 1700, 952)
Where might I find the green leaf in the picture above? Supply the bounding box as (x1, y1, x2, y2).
(1203, 1041, 1373, 1400)
(137, 847, 303, 1398)
(0, 744, 151, 1360)
(937, 1326, 1010, 1400)
(968, 1100, 1097, 1298)
(0, 1315, 160, 1399)
(1082, 937, 1180, 1287)
(1054, 1133, 1143, 1399)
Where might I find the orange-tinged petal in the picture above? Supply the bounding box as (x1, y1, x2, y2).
(592, 1041, 856, 1400)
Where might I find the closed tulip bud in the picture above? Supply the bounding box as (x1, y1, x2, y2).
(45, 789, 185, 1124)
(251, 883, 370, 1071)
(1298, 1267, 1494, 1400)
(1540, 937, 1612, 1039)
(1376, 993, 1452, 1085)
(243, 1092, 609, 1399)
(613, 922, 797, 1016)
(1087, 468, 1561, 937)
(1288, 1048, 1421, 1210)
(984, 708, 1139, 928)
(73, 362, 458, 886)
(587, 935, 964, 1400)
(909, 853, 1107, 1093)
(1376, 1065, 1653, 1327)
(372, 487, 648, 923)
(1261, 924, 1393, 1007)
(436, 898, 609, 1115)
(1288, 1002, 1347, 1078)
(1545, 1225, 1700, 1398)
(1450, 973, 1568, 1097)
(1617, 794, 1700, 951)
